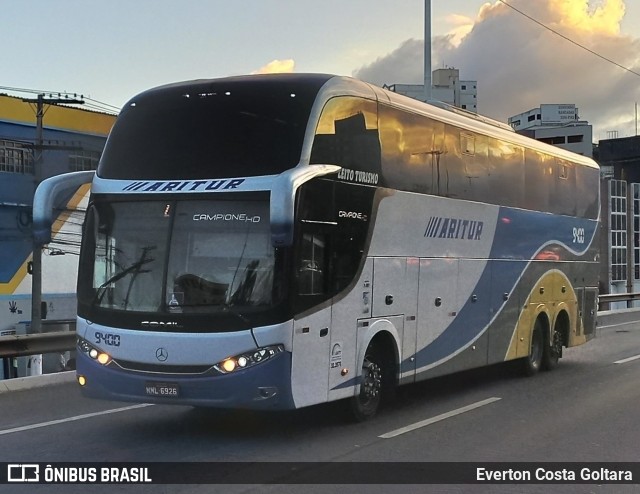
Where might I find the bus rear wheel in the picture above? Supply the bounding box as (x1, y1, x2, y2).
(520, 320, 543, 376)
(349, 345, 383, 421)
(542, 328, 562, 371)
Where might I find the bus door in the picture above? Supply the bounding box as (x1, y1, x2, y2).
(291, 231, 332, 409)
(371, 257, 419, 381)
(416, 258, 459, 370)
(456, 259, 491, 368)
(328, 257, 374, 402)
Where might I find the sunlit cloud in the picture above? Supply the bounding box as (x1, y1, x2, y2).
(444, 13, 475, 47)
(353, 0, 640, 140)
(551, 0, 625, 36)
(251, 59, 295, 74)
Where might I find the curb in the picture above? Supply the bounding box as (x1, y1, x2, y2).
(0, 371, 76, 394)
(596, 308, 640, 330)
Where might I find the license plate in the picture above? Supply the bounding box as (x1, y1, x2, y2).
(145, 382, 180, 397)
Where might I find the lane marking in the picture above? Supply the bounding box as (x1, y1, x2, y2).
(614, 354, 640, 365)
(0, 403, 153, 436)
(379, 397, 501, 439)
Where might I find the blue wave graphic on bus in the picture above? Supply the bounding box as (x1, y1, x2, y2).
(490, 207, 597, 260)
(406, 207, 598, 372)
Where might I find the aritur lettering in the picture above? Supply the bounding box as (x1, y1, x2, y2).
(122, 179, 245, 192)
(424, 216, 484, 240)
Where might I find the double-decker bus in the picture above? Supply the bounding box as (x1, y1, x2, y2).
(35, 74, 600, 420)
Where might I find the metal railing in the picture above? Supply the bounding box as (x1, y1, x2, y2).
(0, 331, 76, 359)
(0, 319, 76, 359)
(1, 294, 640, 362)
(598, 292, 640, 305)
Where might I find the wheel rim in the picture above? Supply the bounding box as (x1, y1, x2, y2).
(551, 330, 562, 358)
(360, 358, 382, 408)
(530, 328, 543, 368)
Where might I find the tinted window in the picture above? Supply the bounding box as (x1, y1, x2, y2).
(489, 138, 524, 208)
(379, 104, 444, 193)
(524, 148, 551, 212)
(293, 179, 374, 312)
(99, 77, 325, 180)
(310, 96, 381, 178)
(460, 132, 490, 201)
(551, 158, 577, 216)
(298, 233, 326, 296)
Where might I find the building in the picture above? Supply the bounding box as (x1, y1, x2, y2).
(384, 68, 478, 112)
(599, 178, 640, 305)
(596, 136, 640, 305)
(598, 135, 640, 182)
(0, 94, 116, 336)
(508, 104, 593, 157)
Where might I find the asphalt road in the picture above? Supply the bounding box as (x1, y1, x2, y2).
(1, 323, 640, 494)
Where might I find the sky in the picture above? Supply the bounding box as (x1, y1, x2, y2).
(2, 0, 640, 142)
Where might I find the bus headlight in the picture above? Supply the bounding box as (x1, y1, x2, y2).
(77, 337, 112, 366)
(214, 345, 284, 374)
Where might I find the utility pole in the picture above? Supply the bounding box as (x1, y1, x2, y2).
(424, 0, 432, 102)
(23, 94, 84, 374)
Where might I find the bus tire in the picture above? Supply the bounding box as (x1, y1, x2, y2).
(520, 320, 543, 376)
(542, 328, 562, 371)
(348, 343, 384, 421)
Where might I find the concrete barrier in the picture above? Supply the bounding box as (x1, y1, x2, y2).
(0, 370, 75, 394)
(596, 308, 640, 330)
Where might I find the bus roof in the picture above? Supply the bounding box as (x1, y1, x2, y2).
(314, 75, 599, 171)
(126, 73, 598, 171)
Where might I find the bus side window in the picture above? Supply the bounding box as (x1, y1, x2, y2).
(310, 96, 381, 175)
(298, 233, 326, 295)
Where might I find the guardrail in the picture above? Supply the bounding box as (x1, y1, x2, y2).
(598, 293, 640, 311)
(0, 319, 76, 359)
(1, 295, 640, 362)
(0, 331, 76, 358)
(598, 292, 640, 306)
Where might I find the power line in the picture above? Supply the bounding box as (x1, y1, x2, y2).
(0, 85, 120, 114)
(84, 97, 121, 113)
(497, 0, 640, 78)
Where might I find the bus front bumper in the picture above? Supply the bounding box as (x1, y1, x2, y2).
(76, 350, 295, 410)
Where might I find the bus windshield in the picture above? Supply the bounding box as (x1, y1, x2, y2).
(80, 199, 278, 318)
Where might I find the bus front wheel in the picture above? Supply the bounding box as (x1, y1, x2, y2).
(349, 344, 383, 421)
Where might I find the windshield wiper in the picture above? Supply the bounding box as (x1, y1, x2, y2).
(221, 305, 251, 325)
(93, 247, 156, 306)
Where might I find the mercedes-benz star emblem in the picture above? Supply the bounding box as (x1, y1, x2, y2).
(156, 347, 168, 362)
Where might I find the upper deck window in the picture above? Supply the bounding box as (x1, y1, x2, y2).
(310, 96, 380, 175)
(98, 77, 325, 180)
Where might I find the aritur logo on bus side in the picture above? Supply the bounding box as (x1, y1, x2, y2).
(424, 216, 484, 240)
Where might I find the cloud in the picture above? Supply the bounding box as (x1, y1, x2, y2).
(251, 59, 295, 74)
(353, 0, 640, 140)
(443, 13, 475, 46)
(354, 39, 424, 86)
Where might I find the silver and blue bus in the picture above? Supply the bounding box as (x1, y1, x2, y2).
(37, 74, 599, 420)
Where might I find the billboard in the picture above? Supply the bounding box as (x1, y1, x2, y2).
(541, 104, 578, 124)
